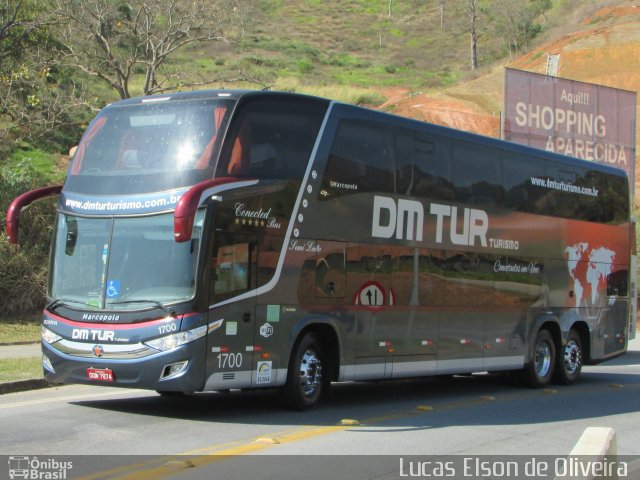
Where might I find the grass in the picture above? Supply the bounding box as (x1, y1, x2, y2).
(0, 314, 41, 344)
(271, 79, 387, 106)
(2, 147, 65, 184)
(0, 357, 42, 383)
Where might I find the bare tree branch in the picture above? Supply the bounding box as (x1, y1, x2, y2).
(51, 0, 242, 99)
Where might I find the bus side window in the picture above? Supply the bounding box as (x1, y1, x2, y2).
(321, 119, 394, 197)
(503, 154, 547, 214)
(452, 141, 502, 207)
(210, 232, 256, 303)
(219, 97, 325, 180)
(545, 162, 581, 219)
(607, 269, 628, 297)
(412, 132, 454, 201)
(394, 128, 413, 195)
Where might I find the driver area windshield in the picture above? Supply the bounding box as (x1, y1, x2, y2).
(50, 211, 205, 311)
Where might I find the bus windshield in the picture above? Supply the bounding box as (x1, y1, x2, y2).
(65, 98, 235, 194)
(49, 211, 205, 311)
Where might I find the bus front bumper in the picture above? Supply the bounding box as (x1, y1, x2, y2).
(41, 337, 207, 392)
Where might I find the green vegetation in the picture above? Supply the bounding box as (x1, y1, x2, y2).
(0, 147, 58, 316)
(0, 357, 43, 383)
(0, 0, 626, 318)
(0, 315, 41, 344)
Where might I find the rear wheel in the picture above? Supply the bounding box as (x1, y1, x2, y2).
(554, 329, 583, 385)
(521, 329, 555, 388)
(281, 333, 324, 410)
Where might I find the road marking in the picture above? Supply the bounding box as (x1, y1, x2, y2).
(76, 425, 353, 480)
(9, 378, 640, 480)
(81, 382, 640, 480)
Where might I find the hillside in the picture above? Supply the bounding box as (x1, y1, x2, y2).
(384, 4, 640, 206)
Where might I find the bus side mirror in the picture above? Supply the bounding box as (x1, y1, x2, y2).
(65, 217, 78, 255)
(5, 185, 62, 244)
(69, 145, 78, 158)
(174, 177, 250, 243)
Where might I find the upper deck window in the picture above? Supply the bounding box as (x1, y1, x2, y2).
(321, 119, 395, 197)
(215, 96, 327, 181)
(69, 98, 234, 177)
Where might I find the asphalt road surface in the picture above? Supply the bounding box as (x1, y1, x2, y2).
(1, 336, 639, 479)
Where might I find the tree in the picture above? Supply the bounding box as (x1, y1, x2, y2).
(489, 0, 550, 56)
(0, 0, 91, 149)
(51, 0, 247, 100)
(458, 0, 482, 71)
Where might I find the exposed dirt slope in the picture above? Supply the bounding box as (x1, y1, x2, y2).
(382, 5, 640, 201)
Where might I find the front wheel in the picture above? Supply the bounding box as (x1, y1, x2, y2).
(521, 329, 555, 388)
(281, 333, 324, 410)
(554, 329, 583, 385)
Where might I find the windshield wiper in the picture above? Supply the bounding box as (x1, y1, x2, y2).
(45, 298, 90, 312)
(109, 299, 176, 317)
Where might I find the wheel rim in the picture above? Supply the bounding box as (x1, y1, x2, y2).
(563, 340, 582, 375)
(535, 340, 552, 378)
(299, 349, 322, 397)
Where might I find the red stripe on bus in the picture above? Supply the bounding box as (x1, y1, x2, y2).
(43, 310, 199, 329)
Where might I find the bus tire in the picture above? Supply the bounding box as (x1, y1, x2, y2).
(521, 329, 555, 388)
(281, 332, 324, 410)
(554, 329, 583, 385)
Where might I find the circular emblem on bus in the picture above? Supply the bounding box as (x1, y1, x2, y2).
(93, 345, 104, 357)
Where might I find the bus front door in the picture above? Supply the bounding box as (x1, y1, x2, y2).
(204, 232, 257, 391)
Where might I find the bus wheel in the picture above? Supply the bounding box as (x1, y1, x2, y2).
(554, 329, 583, 385)
(522, 329, 555, 388)
(282, 333, 324, 410)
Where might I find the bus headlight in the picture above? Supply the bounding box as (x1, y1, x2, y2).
(41, 326, 62, 345)
(144, 325, 207, 352)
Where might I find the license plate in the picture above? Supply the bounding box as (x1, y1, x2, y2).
(86, 367, 114, 382)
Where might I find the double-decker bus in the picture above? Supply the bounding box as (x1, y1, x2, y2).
(6, 90, 634, 410)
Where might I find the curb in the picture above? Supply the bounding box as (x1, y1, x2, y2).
(0, 341, 40, 347)
(0, 378, 52, 395)
(553, 427, 617, 480)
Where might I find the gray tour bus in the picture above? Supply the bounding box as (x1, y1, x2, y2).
(6, 90, 634, 409)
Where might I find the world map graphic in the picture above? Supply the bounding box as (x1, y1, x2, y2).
(565, 243, 615, 309)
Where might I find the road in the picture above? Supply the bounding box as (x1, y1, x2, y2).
(1, 337, 639, 479)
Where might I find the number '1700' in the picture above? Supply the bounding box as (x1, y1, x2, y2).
(218, 353, 243, 369)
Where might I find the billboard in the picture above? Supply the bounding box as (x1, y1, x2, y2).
(503, 67, 636, 192)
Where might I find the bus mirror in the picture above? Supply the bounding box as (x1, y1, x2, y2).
(5, 185, 62, 244)
(69, 145, 78, 158)
(65, 217, 78, 255)
(173, 177, 245, 243)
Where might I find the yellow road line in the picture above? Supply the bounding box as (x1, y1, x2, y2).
(14, 379, 640, 480)
(75, 425, 351, 480)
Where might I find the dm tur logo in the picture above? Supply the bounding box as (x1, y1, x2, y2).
(371, 195, 489, 247)
(372, 196, 424, 241)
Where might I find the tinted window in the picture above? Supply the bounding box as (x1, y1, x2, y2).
(452, 141, 502, 207)
(216, 97, 326, 180)
(321, 119, 395, 196)
(539, 160, 628, 224)
(503, 154, 547, 213)
(412, 131, 454, 201)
